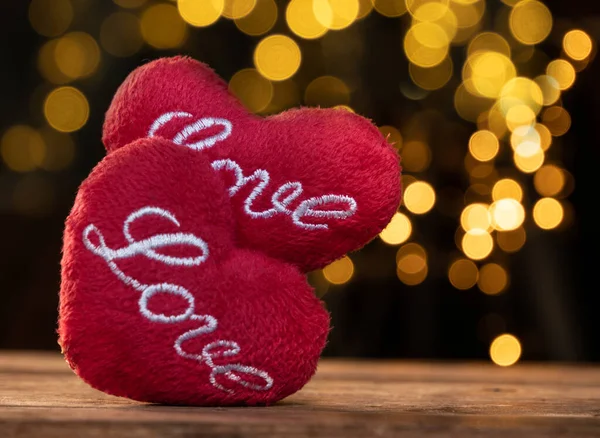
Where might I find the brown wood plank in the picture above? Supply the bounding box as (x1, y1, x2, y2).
(0, 352, 599, 437)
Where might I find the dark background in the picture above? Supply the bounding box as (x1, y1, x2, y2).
(0, 0, 598, 363)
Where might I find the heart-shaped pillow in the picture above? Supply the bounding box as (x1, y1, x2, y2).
(59, 57, 401, 406)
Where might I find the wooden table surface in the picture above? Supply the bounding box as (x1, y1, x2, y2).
(1, 352, 599, 437)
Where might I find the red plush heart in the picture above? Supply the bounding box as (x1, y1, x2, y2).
(60, 139, 329, 406)
(103, 57, 401, 271)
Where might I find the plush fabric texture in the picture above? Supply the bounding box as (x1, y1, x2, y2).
(60, 56, 401, 406)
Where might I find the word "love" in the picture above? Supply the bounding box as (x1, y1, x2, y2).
(83, 206, 273, 393)
(148, 112, 358, 230)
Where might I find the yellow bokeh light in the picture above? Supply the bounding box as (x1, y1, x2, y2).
(478, 263, 508, 295)
(401, 141, 432, 172)
(510, 125, 540, 152)
(142, 3, 188, 48)
(542, 106, 571, 136)
(489, 198, 525, 231)
(505, 105, 536, 132)
(397, 243, 428, 286)
(29, 0, 73, 37)
(461, 203, 492, 232)
(468, 32, 511, 58)
(404, 22, 450, 68)
(54, 32, 101, 80)
(114, 0, 146, 7)
(322, 256, 354, 285)
(490, 334, 522, 366)
(534, 75, 561, 106)
(534, 164, 565, 197)
(286, 0, 327, 39)
(100, 12, 143, 58)
(563, 30, 593, 61)
(411, 2, 458, 42)
(450, 0, 485, 29)
(378, 125, 403, 148)
(533, 198, 564, 230)
(409, 56, 453, 91)
(357, 0, 373, 19)
(265, 79, 301, 113)
(178, 0, 224, 27)
(463, 51, 516, 98)
(304, 76, 350, 107)
(536, 123, 553, 151)
(454, 80, 494, 123)
(477, 104, 508, 139)
(44, 87, 89, 133)
(1, 126, 46, 172)
(229, 69, 273, 113)
(37, 40, 69, 85)
(462, 229, 493, 260)
(372, 0, 407, 17)
(546, 60, 576, 91)
(313, 0, 359, 30)
(499, 77, 544, 117)
(469, 130, 499, 162)
(448, 258, 479, 290)
(509, 0, 552, 45)
(379, 212, 412, 245)
(403, 181, 436, 214)
(497, 227, 526, 253)
(222, 0, 257, 19)
(254, 35, 301, 81)
(514, 147, 544, 173)
(492, 178, 523, 202)
(236, 0, 277, 35)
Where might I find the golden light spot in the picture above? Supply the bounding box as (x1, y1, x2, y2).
(489, 198, 525, 231)
(142, 3, 188, 48)
(505, 105, 536, 132)
(356, 0, 374, 19)
(403, 181, 436, 214)
(44, 87, 89, 133)
(510, 124, 540, 152)
(379, 212, 412, 245)
(497, 227, 526, 253)
(534, 75, 561, 106)
(114, 0, 146, 7)
(448, 258, 479, 290)
(379, 125, 403, 148)
(542, 106, 571, 136)
(477, 104, 508, 139)
(236, 0, 277, 35)
(450, 0, 485, 29)
(101, 12, 143, 58)
(286, 0, 326, 39)
(514, 147, 544, 173)
(401, 141, 432, 172)
(461, 203, 492, 232)
(454, 81, 495, 123)
(40, 128, 75, 171)
(490, 334, 522, 366)
(229, 69, 273, 113)
(468, 32, 511, 58)
(509, 0, 552, 45)
(534, 165, 565, 197)
(462, 229, 493, 260)
(304, 76, 350, 107)
(410, 2, 458, 42)
(222, 0, 256, 19)
(372, 0, 407, 17)
(54, 32, 101, 80)
(499, 77, 544, 117)
(533, 198, 564, 230)
(478, 263, 508, 295)
(546, 60, 576, 91)
(409, 56, 453, 91)
(469, 130, 499, 162)
(492, 179, 523, 202)
(536, 123, 553, 151)
(37, 40, 69, 85)
(463, 51, 516, 98)
(1, 126, 46, 172)
(254, 35, 301, 81)
(313, 0, 359, 30)
(322, 256, 354, 285)
(404, 22, 450, 68)
(396, 243, 428, 286)
(29, 0, 73, 37)
(178, 0, 224, 27)
(563, 30, 593, 61)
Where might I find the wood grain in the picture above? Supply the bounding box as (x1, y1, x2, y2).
(1, 352, 599, 437)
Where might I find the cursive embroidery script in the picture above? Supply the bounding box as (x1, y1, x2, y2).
(82, 206, 273, 393)
(148, 112, 358, 230)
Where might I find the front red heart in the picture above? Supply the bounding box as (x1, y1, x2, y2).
(103, 57, 402, 271)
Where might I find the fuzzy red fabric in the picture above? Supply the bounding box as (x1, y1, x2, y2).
(60, 57, 401, 406)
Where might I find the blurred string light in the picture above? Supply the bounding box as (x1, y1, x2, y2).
(254, 34, 302, 81)
(28, 0, 73, 37)
(228, 68, 273, 113)
(396, 243, 428, 285)
(44, 87, 89, 133)
(142, 3, 188, 48)
(322, 256, 355, 285)
(236, 0, 277, 35)
(478, 263, 508, 295)
(101, 12, 144, 58)
(490, 333, 522, 366)
(379, 212, 412, 245)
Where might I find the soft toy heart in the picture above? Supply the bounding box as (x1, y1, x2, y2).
(59, 56, 401, 406)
